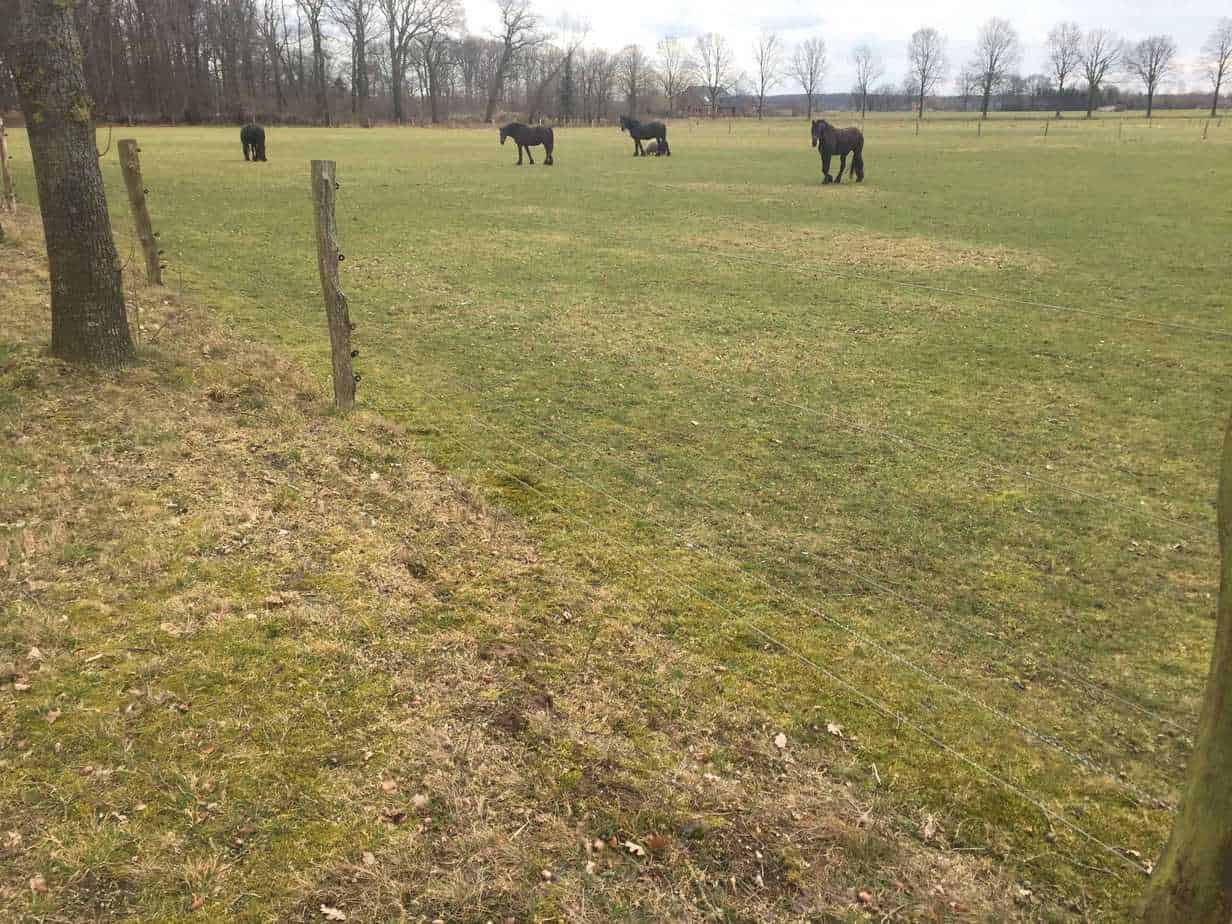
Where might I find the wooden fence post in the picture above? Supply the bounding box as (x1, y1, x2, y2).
(117, 140, 163, 285)
(0, 118, 15, 212)
(1043, 120, 1049, 137)
(1203, 120, 1210, 141)
(311, 160, 356, 412)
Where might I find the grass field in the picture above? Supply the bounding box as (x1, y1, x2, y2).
(4, 112, 1232, 919)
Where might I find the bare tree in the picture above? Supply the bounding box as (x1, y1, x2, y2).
(789, 37, 826, 120)
(1141, 412, 1232, 922)
(580, 46, 617, 123)
(655, 36, 693, 117)
(294, 0, 331, 121)
(1124, 35, 1176, 119)
(328, 0, 378, 118)
(751, 30, 782, 119)
(1203, 20, 1232, 118)
(1, 0, 134, 365)
(906, 27, 947, 118)
(1080, 29, 1122, 118)
(1046, 21, 1082, 116)
(851, 43, 882, 117)
(525, 17, 587, 123)
(694, 32, 735, 117)
(616, 43, 652, 115)
(483, 0, 543, 122)
(969, 18, 1019, 119)
(417, 1, 461, 123)
(380, 0, 453, 123)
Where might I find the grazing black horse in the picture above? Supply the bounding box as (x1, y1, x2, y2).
(499, 122, 554, 165)
(619, 115, 670, 157)
(241, 123, 267, 162)
(811, 119, 863, 184)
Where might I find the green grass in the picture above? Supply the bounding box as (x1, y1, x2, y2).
(6, 113, 1232, 918)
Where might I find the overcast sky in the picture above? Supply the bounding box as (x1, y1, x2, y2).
(460, 0, 1227, 94)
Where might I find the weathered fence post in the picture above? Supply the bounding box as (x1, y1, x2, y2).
(0, 118, 15, 212)
(1203, 120, 1210, 141)
(977, 120, 982, 137)
(117, 140, 162, 285)
(1043, 120, 1049, 137)
(310, 160, 356, 412)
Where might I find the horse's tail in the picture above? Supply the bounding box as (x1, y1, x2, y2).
(852, 136, 865, 180)
(545, 126, 555, 147)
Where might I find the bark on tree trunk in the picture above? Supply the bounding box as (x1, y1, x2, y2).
(1212, 74, 1222, 118)
(1146, 90, 1155, 119)
(1140, 413, 1232, 922)
(1086, 86, 1095, 118)
(3, 0, 135, 366)
(484, 48, 512, 123)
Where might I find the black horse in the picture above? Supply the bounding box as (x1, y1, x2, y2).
(499, 122, 554, 165)
(619, 115, 670, 157)
(241, 123, 267, 162)
(811, 119, 863, 184)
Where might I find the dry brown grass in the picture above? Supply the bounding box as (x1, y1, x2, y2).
(1, 206, 1033, 921)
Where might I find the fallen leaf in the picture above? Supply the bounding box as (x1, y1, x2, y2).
(540, 868, 554, 881)
(412, 793, 429, 811)
(646, 834, 669, 851)
(380, 779, 398, 794)
(361, 851, 376, 867)
(13, 680, 31, 692)
(45, 709, 61, 724)
(857, 890, 874, 905)
(29, 874, 48, 894)
(921, 814, 938, 842)
(190, 894, 205, 911)
(27, 647, 44, 662)
(826, 721, 845, 738)
(585, 860, 596, 875)
(320, 905, 347, 921)
(592, 838, 605, 852)
(623, 840, 646, 858)
(773, 732, 788, 750)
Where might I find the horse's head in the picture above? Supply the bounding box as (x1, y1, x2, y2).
(811, 119, 830, 147)
(619, 115, 630, 133)
(499, 124, 511, 145)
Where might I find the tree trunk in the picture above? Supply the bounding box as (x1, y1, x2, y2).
(1086, 85, 1095, 118)
(981, 84, 991, 119)
(1212, 72, 1223, 118)
(917, 82, 925, 119)
(3, 0, 135, 366)
(1146, 88, 1155, 119)
(1140, 413, 1232, 922)
(484, 47, 512, 123)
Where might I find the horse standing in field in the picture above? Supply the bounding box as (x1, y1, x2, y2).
(811, 119, 863, 184)
(619, 116, 670, 156)
(241, 123, 267, 162)
(499, 122, 555, 165)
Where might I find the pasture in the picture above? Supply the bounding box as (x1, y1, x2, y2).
(4, 113, 1231, 918)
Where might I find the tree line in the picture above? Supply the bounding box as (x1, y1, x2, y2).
(1, 2, 1229, 125)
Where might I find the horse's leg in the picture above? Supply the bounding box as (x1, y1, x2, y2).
(545, 140, 553, 165)
(835, 153, 847, 184)
(515, 143, 523, 165)
(821, 150, 833, 184)
(662, 133, 670, 156)
(526, 144, 535, 165)
(854, 147, 864, 182)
